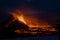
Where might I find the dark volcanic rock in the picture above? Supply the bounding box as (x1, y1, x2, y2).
(8, 20, 29, 31)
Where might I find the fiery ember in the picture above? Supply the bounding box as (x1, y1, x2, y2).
(9, 11, 57, 35)
(12, 14, 27, 24)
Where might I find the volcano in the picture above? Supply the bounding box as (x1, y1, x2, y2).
(0, 13, 58, 38)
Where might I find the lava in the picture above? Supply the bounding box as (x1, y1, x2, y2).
(11, 11, 57, 32)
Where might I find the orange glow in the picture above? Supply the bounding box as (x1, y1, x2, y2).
(12, 13, 27, 24)
(11, 11, 57, 32)
(14, 30, 21, 33)
(16, 14, 27, 24)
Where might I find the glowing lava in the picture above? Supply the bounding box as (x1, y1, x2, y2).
(11, 13, 56, 32)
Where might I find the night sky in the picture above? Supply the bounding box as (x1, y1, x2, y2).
(0, 0, 59, 40)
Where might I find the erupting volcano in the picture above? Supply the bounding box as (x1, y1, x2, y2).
(6, 11, 57, 35)
(1, 10, 57, 36)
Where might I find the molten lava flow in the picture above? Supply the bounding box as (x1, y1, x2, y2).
(11, 13, 57, 32)
(12, 13, 27, 24)
(18, 15, 26, 24)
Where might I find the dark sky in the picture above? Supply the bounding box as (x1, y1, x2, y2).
(0, 0, 59, 24)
